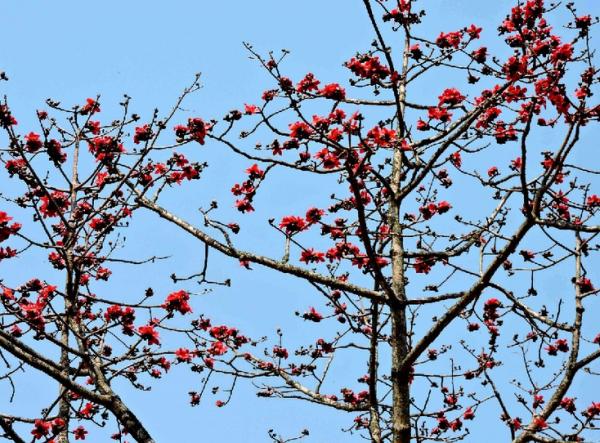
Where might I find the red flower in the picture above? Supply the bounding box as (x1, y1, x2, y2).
(73, 426, 88, 440)
(296, 73, 320, 93)
(584, 402, 600, 418)
(314, 148, 341, 169)
(586, 195, 600, 207)
(31, 420, 51, 440)
(303, 307, 323, 322)
(428, 107, 452, 122)
(272, 346, 289, 359)
(503, 56, 528, 81)
(305, 207, 325, 224)
(466, 24, 482, 39)
(484, 298, 501, 309)
(449, 151, 462, 168)
(416, 119, 429, 131)
(367, 126, 397, 147)
(245, 163, 264, 179)
(576, 15, 592, 30)
(95, 267, 112, 281)
(289, 121, 313, 139)
(409, 44, 422, 59)
(533, 394, 545, 408)
(560, 397, 576, 413)
(510, 157, 522, 171)
(279, 215, 307, 234)
(532, 416, 547, 431)
(138, 325, 160, 345)
(80, 98, 100, 115)
(419, 203, 438, 220)
(576, 277, 595, 293)
(40, 192, 70, 218)
(550, 44, 573, 66)
(436, 31, 463, 49)
(0, 104, 18, 128)
(346, 55, 390, 83)
(133, 124, 153, 144)
(463, 407, 475, 420)
(209, 341, 228, 356)
(175, 347, 193, 362)
(187, 117, 207, 144)
(244, 104, 259, 115)
(235, 199, 254, 213)
(80, 402, 96, 418)
(25, 132, 43, 152)
(86, 120, 101, 135)
(51, 418, 65, 434)
(319, 83, 346, 101)
(300, 248, 326, 264)
(88, 136, 124, 164)
(162, 290, 192, 315)
(438, 88, 465, 106)
(555, 338, 569, 353)
(414, 257, 434, 274)
(437, 201, 451, 214)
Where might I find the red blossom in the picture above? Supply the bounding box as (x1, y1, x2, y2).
(303, 307, 323, 322)
(80, 98, 100, 115)
(279, 215, 307, 234)
(31, 420, 51, 440)
(138, 325, 160, 345)
(162, 290, 192, 315)
(438, 88, 465, 106)
(73, 426, 88, 440)
(175, 348, 193, 362)
(319, 83, 346, 101)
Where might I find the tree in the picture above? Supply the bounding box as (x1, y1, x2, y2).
(1, 0, 600, 442)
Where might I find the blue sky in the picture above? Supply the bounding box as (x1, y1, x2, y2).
(2, 1, 600, 442)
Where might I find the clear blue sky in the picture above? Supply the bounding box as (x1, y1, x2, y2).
(1, 1, 599, 442)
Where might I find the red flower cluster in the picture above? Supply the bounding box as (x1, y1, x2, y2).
(503, 56, 529, 81)
(436, 31, 463, 49)
(138, 324, 160, 345)
(24, 131, 43, 152)
(88, 136, 125, 164)
(40, 191, 70, 218)
(174, 117, 208, 144)
(545, 338, 569, 356)
(104, 305, 136, 335)
(300, 248, 325, 264)
(0, 211, 21, 262)
(346, 55, 390, 83)
(366, 126, 396, 148)
(576, 277, 595, 293)
(279, 215, 307, 234)
(134, 124, 154, 144)
(289, 121, 313, 139)
(162, 290, 192, 315)
(232, 164, 265, 213)
(0, 104, 17, 128)
(303, 307, 323, 322)
(314, 148, 341, 169)
(80, 98, 100, 115)
(45, 139, 67, 164)
(31, 418, 65, 440)
(319, 83, 346, 101)
(438, 88, 465, 106)
(296, 73, 320, 93)
(419, 201, 452, 220)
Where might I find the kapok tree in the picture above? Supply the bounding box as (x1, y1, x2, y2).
(2, 0, 600, 442)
